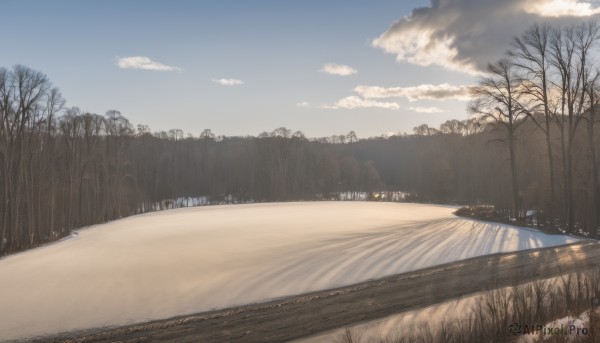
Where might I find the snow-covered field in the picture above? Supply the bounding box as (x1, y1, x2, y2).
(0, 202, 578, 340)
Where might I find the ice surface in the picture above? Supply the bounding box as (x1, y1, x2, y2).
(0, 202, 577, 340)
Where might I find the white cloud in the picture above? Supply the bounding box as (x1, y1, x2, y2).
(525, 0, 600, 17)
(319, 63, 358, 76)
(116, 56, 182, 72)
(373, 0, 600, 74)
(319, 95, 448, 112)
(296, 101, 310, 108)
(408, 106, 446, 113)
(212, 78, 244, 86)
(373, 26, 475, 74)
(354, 83, 473, 102)
(323, 96, 400, 110)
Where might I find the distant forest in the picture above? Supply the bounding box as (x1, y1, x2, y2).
(2, 21, 600, 254)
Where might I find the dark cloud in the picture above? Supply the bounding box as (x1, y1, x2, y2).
(373, 0, 600, 74)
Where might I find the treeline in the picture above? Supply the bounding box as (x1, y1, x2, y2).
(2, 21, 600, 254)
(0, 67, 388, 255)
(0, 66, 142, 254)
(467, 21, 600, 234)
(130, 127, 382, 205)
(0, 62, 475, 255)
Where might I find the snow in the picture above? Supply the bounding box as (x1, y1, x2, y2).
(0, 202, 578, 340)
(516, 311, 590, 342)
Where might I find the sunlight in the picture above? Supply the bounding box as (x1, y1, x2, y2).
(526, 0, 600, 17)
(3, 2, 600, 342)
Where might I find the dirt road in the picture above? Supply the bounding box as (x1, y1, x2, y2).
(31, 240, 600, 343)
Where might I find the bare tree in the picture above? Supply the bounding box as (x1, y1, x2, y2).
(549, 22, 599, 231)
(511, 23, 557, 217)
(585, 71, 600, 236)
(470, 59, 526, 218)
(0, 65, 63, 251)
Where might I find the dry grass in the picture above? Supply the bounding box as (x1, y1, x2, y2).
(337, 269, 600, 343)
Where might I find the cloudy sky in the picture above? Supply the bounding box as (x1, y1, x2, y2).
(2, 0, 599, 137)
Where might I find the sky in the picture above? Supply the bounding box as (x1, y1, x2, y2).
(2, 0, 599, 137)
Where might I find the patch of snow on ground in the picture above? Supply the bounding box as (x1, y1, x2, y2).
(516, 311, 590, 342)
(0, 202, 578, 340)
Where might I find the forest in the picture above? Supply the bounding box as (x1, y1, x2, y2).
(2, 21, 600, 255)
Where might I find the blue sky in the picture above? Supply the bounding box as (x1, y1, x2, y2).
(2, 0, 597, 137)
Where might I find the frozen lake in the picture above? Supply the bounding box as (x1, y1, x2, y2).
(0, 202, 578, 340)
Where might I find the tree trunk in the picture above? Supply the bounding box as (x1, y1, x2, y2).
(509, 129, 521, 219)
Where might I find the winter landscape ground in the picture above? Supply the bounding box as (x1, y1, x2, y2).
(4, 1, 600, 342)
(0, 202, 578, 341)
